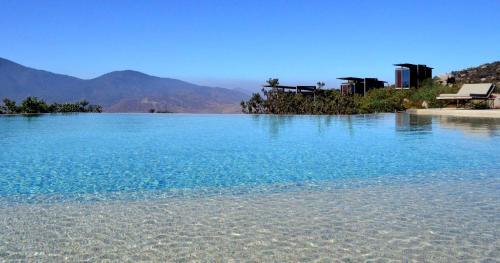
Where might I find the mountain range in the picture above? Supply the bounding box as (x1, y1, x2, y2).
(0, 57, 249, 113)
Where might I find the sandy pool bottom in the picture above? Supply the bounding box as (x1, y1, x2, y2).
(0, 178, 499, 262)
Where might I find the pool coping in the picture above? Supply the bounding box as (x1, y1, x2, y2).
(407, 108, 500, 118)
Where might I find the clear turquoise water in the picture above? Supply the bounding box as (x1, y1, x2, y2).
(1, 113, 499, 261)
(0, 113, 499, 203)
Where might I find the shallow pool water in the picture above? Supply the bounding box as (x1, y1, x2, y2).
(0, 113, 498, 261)
(0, 113, 498, 202)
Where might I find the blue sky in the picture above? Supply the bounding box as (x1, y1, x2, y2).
(1, 0, 499, 89)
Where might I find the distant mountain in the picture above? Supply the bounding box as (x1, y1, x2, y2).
(451, 61, 500, 85)
(0, 57, 248, 113)
(232, 87, 255, 95)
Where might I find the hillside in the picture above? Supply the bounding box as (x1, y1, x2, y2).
(0, 57, 248, 113)
(451, 61, 500, 84)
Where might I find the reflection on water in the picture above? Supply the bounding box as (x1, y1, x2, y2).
(313, 115, 334, 134)
(251, 114, 295, 138)
(396, 113, 500, 137)
(396, 113, 433, 134)
(251, 113, 500, 139)
(436, 115, 500, 137)
(251, 113, 389, 137)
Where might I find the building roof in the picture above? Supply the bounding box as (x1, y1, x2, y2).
(263, 84, 294, 88)
(394, 63, 434, 69)
(365, 78, 388, 83)
(337, 77, 364, 81)
(262, 84, 317, 91)
(337, 77, 387, 83)
(296, 85, 316, 90)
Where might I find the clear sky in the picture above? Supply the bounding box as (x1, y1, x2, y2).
(1, 0, 499, 90)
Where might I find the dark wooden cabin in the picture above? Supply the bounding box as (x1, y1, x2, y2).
(394, 63, 433, 89)
(337, 77, 386, 96)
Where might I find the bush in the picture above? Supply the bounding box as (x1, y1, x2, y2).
(494, 84, 500, 93)
(357, 88, 410, 113)
(0, 97, 102, 114)
(2, 98, 19, 114)
(20, 96, 49, 113)
(467, 100, 489, 109)
(409, 79, 459, 108)
(241, 93, 266, 114)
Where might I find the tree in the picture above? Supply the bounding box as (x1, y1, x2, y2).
(266, 78, 280, 90)
(245, 93, 266, 113)
(315, 82, 325, 105)
(87, 104, 102, 113)
(240, 101, 247, 113)
(265, 78, 280, 113)
(3, 98, 18, 114)
(20, 96, 48, 113)
(79, 100, 89, 112)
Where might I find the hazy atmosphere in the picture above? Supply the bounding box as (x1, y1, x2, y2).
(1, 0, 499, 91)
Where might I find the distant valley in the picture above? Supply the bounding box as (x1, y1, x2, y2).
(0, 57, 249, 113)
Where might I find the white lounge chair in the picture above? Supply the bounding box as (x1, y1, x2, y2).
(437, 83, 495, 100)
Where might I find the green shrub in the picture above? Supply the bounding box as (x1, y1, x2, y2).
(1, 97, 102, 114)
(20, 96, 49, 113)
(409, 79, 459, 108)
(357, 88, 409, 113)
(467, 100, 489, 109)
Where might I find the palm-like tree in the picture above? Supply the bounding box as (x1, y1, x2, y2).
(265, 78, 279, 113)
(314, 82, 325, 107)
(316, 81, 325, 90)
(266, 78, 280, 91)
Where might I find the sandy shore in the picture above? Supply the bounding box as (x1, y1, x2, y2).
(407, 108, 500, 118)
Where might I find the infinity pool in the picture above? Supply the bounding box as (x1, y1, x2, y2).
(0, 113, 499, 261)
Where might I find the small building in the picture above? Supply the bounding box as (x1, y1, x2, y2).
(337, 77, 386, 96)
(394, 63, 433, 89)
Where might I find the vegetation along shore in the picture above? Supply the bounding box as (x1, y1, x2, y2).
(241, 61, 500, 115)
(0, 97, 102, 114)
(241, 78, 462, 114)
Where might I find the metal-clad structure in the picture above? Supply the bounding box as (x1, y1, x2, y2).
(338, 77, 386, 96)
(394, 63, 433, 89)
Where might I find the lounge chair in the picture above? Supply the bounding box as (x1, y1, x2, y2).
(437, 83, 495, 100)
